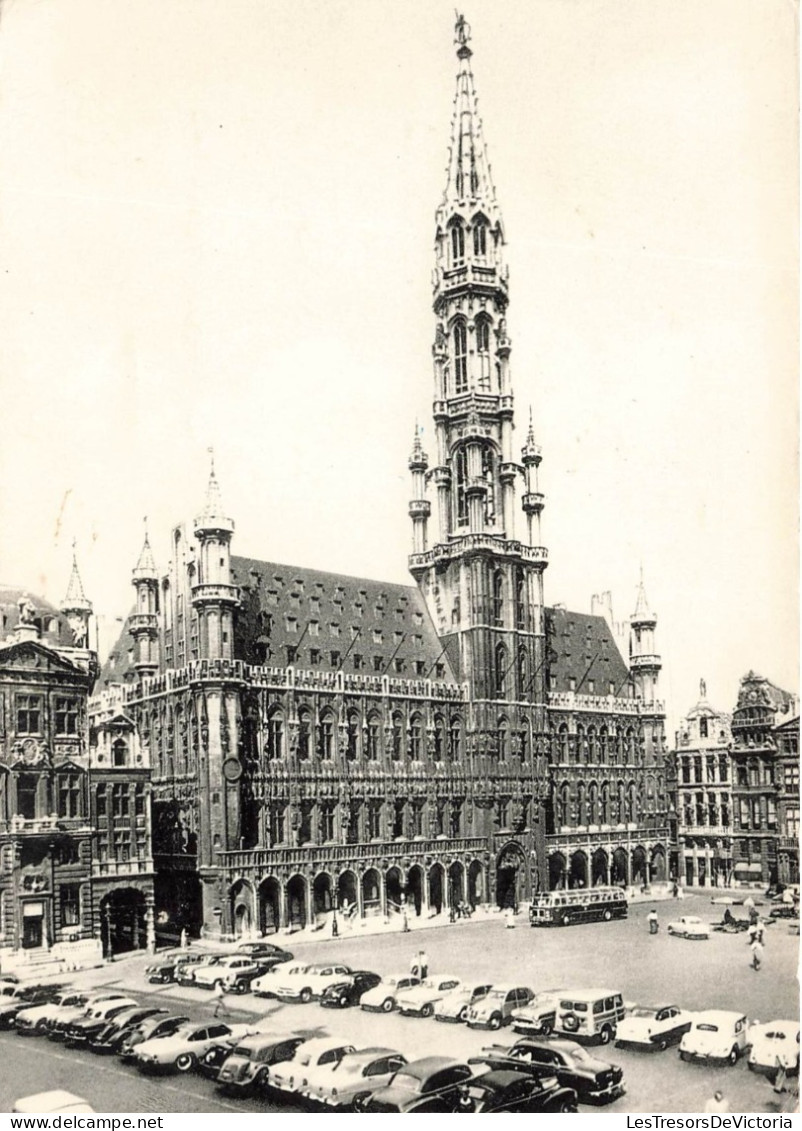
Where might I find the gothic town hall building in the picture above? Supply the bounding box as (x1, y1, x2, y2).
(96, 19, 670, 940)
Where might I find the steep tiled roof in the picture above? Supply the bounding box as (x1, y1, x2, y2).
(231, 556, 456, 681)
(545, 607, 631, 696)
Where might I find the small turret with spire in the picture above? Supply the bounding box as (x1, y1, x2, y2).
(191, 449, 239, 660)
(630, 567, 661, 704)
(131, 518, 160, 674)
(408, 424, 431, 554)
(61, 541, 93, 650)
(521, 408, 545, 549)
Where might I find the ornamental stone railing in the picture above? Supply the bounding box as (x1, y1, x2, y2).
(218, 835, 487, 874)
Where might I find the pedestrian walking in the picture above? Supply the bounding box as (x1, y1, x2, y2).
(212, 981, 230, 1017)
(755, 918, 765, 943)
(743, 894, 756, 915)
(750, 938, 764, 971)
(648, 908, 659, 935)
(418, 950, 429, 978)
(704, 1090, 730, 1114)
(747, 922, 757, 944)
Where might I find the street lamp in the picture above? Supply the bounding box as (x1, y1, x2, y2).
(331, 892, 339, 939)
(401, 892, 409, 933)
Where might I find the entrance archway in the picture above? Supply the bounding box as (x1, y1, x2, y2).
(496, 843, 527, 909)
(632, 846, 647, 886)
(549, 852, 567, 891)
(258, 877, 280, 935)
(385, 867, 403, 913)
(286, 874, 307, 930)
(407, 865, 424, 916)
(569, 851, 588, 889)
(428, 863, 445, 915)
(650, 846, 666, 882)
(154, 871, 202, 942)
(229, 879, 254, 936)
(313, 873, 332, 920)
(337, 870, 358, 916)
(612, 847, 628, 885)
(467, 860, 484, 907)
(361, 868, 381, 917)
(100, 889, 147, 956)
(592, 848, 609, 886)
(448, 861, 465, 908)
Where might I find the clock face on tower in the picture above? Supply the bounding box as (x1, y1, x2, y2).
(222, 757, 242, 783)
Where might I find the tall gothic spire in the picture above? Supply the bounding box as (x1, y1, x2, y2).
(133, 517, 158, 580)
(632, 565, 655, 624)
(438, 14, 500, 226)
(62, 541, 92, 613)
(196, 447, 233, 531)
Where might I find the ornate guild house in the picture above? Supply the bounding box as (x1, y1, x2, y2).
(95, 17, 670, 941)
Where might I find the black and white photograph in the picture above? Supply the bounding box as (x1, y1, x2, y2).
(0, 0, 797, 1119)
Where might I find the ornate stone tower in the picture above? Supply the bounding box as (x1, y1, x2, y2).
(409, 14, 549, 739)
(130, 521, 160, 674)
(60, 543, 94, 653)
(191, 453, 239, 660)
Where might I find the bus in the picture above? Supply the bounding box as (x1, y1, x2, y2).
(529, 886, 628, 927)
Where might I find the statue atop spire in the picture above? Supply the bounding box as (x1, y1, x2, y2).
(455, 12, 471, 54)
(61, 540, 92, 648)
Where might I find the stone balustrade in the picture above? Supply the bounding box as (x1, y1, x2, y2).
(218, 834, 487, 873)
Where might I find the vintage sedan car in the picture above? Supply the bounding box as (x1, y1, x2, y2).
(217, 1033, 306, 1096)
(272, 962, 354, 1004)
(118, 1013, 191, 1060)
(320, 970, 382, 1009)
(679, 1010, 749, 1065)
(198, 1036, 247, 1080)
(251, 961, 311, 998)
(15, 990, 94, 1036)
(64, 998, 141, 1046)
(89, 1006, 169, 1054)
(236, 941, 293, 963)
(192, 955, 264, 990)
(176, 953, 239, 988)
(0, 984, 67, 1030)
(228, 962, 282, 994)
(362, 1056, 474, 1113)
(134, 1021, 254, 1074)
(510, 989, 564, 1037)
(12, 1091, 94, 1114)
(434, 981, 493, 1024)
(302, 1047, 407, 1109)
(360, 973, 421, 1013)
(470, 1038, 626, 1105)
(747, 1020, 800, 1079)
(266, 1038, 356, 1095)
(456, 1069, 579, 1114)
(466, 984, 535, 1030)
(45, 993, 131, 1040)
(397, 975, 463, 1018)
(666, 916, 711, 940)
(146, 951, 206, 985)
(615, 1004, 694, 1051)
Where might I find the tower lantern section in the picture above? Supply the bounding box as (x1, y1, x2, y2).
(191, 457, 239, 660)
(630, 572, 662, 706)
(130, 523, 160, 674)
(408, 426, 431, 554)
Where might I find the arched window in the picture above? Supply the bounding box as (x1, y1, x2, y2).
(475, 315, 491, 390)
(267, 709, 284, 760)
(450, 220, 465, 265)
(588, 782, 598, 825)
(346, 711, 359, 761)
(449, 717, 463, 761)
(515, 569, 526, 630)
(520, 721, 530, 762)
(319, 711, 334, 760)
(298, 708, 311, 760)
(455, 447, 468, 527)
(576, 781, 586, 826)
(492, 569, 504, 626)
(598, 726, 608, 764)
(482, 445, 496, 524)
(576, 723, 585, 765)
(558, 723, 569, 762)
(453, 321, 468, 393)
(518, 647, 528, 697)
(495, 643, 507, 698)
(473, 220, 487, 258)
(366, 713, 381, 760)
(498, 717, 509, 760)
(433, 715, 446, 762)
(392, 712, 404, 761)
(600, 782, 610, 824)
(112, 739, 128, 768)
(587, 726, 597, 762)
(558, 782, 570, 827)
(409, 714, 423, 760)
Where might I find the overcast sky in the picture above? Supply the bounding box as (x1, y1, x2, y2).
(0, 0, 797, 731)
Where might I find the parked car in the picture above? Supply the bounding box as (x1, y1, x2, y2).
(12, 1091, 94, 1114)
(667, 916, 711, 940)
(192, 955, 265, 990)
(216, 1033, 306, 1096)
(360, 972, 421, 1013)
(63, 998, 140, 1046)
(199, 1036, 246, 1080)
(434, 982, 493, 1024)
(267, 1038, 357, 1095)
(46, 993, 132, 1040)
(236, 942, 293, 963)
(134, 1021, 255, 1074)
(397, 975, 463, 1018)
(470, 1038, 626, 1105)
(176, 953, 238, 987)
(770, 905, 799, 920)
(679, 1010, 749, 1065)
(272, 962, 354, 1004)
(510, 989, 564, 1037)
(15, 990, 94, 1036)
(615, 1004, 694, 1051)
(89, 1007, 170, 1054)
(251, 961, 311, 998)
(553, 989, 626, 1044)
(456, 1068, 579, 1113)
(228, 962, 283, 995)
(747, 1021, 800, 1079)
(118, 1013, 191, 1060)
(467, 984, 535, 1031)
(147, 952, 206, 985)
(301, 1047, 408, 1109)
(361, 1056, 475, 1113)
(0, 984, 67, 1030)
(319, 971, 382, 1009)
